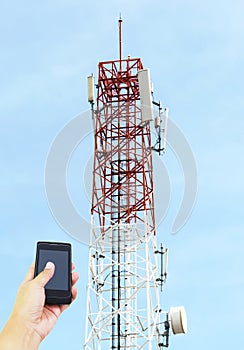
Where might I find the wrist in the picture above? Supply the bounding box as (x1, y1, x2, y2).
(0, 314, 41, 350)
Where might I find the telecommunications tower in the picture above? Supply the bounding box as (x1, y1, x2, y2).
(84, 19, 187, 349)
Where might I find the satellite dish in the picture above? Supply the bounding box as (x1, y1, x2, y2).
(169, 306, 187, 334)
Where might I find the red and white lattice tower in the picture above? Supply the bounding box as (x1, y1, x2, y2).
(84, 19, 186, 349)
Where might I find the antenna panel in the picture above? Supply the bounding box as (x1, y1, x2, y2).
(138, 68, 154, 122)
(87, 75, 94, 103)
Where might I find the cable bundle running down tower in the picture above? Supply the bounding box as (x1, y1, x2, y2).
(84, 19, 187, 349)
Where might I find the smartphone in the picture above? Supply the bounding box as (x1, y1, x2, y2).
(34, 241, 72, 305)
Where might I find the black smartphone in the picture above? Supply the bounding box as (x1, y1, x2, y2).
(34, 241, 72, 305)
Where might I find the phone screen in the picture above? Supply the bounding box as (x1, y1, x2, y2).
(37, 249, 69, 291)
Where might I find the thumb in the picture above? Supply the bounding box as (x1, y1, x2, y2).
(35, 262, 55, 287)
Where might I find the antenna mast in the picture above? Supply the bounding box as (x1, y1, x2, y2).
(119, 15, 123, 71)
(84, 19, 187, 350)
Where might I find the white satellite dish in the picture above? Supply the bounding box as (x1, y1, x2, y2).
(169, 306, 187, 334)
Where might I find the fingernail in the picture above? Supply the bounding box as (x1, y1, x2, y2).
(45, 261, 55, 269)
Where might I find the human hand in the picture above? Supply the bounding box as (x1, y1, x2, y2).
(0, 262, 79, 350)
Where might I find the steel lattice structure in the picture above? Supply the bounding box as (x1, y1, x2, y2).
(84, 55, 168, 349)
(83, 20, 182, 350)
(92, 57, 155, 232)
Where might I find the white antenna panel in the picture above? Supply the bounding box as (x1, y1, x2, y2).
(169, 306, 187, 334)
(87, 75, 94, 103)
(154, 116, 161, 128)
(163, 107, 169, 150)
(138, 68, 154, 122)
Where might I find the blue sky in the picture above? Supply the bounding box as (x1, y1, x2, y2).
(0, 0, 243, 349)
